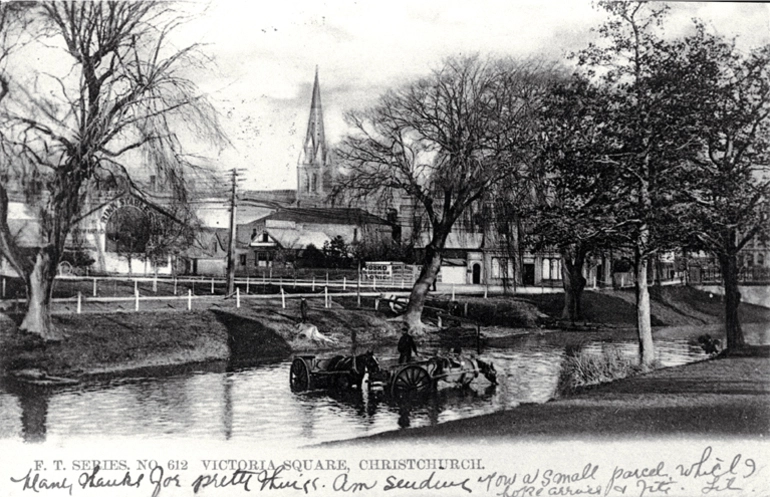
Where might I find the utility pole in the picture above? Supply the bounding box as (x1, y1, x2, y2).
(226, 168, 238, 296)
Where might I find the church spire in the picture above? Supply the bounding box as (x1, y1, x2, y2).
(303, 66, 326, 162)
(297, 67, 329, 205)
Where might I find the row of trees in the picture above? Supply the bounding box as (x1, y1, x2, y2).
(333, 2, 769, 366)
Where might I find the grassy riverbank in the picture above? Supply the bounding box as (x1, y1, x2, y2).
(428, 285, 770, 328)
(1, 286, 767, 380)
(0, 301, 401, 378)
(338, 349, 770, 443)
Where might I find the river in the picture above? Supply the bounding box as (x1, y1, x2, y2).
(0, 323, 766, 447)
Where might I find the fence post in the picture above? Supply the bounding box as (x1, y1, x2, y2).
(281, 288, 286, 309)
(373, 276, 377, 290)
(357, 273, 361, 307)
(93, 278, 97, 297)
(451, 284, 455, 301)
(246, 276, 250, 294)
(236, 287, 240, 308)
(153, 274, 158, 293)
(134, 287, 139, 311)
(464, 302, 468, 317)
(401, 278, 405, 289)
(325, 286, 329, 308)
(374, 298, 379, 311)
(484, 286, 488, 299)
(343, 277, 346, 290)
(326, 272, 329, 286)
(134, 279, 138, 296)
(174, 278, 178, 296)
(188, 289, 192, 311)
(77, 292, 82, 314)
(211, 277, 215, 294)
(2, 277, 6, 298)
(294, 277, 297, 289)
(312, 277, 315, 292)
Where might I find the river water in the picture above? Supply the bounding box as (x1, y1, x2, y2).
(0, 323, 766, 447)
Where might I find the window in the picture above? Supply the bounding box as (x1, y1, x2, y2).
(257, 251, 272, 267)
(542, 258, 562, 280)
(492, 257, 512, 279)
(262, 232, 269, 243)
(239, 254, 247, 266)
(312, 174, 317, 192)
(353, 228, 358, 242)
(758, 253, 765, 266)
(213, 240, 218, 253)
(551, 259, 562, 280)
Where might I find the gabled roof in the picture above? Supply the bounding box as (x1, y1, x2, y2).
(266, 227, 330, 250)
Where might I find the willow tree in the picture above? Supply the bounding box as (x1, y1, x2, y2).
(333, 55, 556, 331)
(0, 2, 225, 339)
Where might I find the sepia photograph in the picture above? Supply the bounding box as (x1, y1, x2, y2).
(0, 1, 768, 495)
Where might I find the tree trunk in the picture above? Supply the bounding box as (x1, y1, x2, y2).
(20, 247, 63, 340)
(719, 254, 745, 350)
(634, 244, 655, 369)
(560, 247, 587, 322)
(402, 232, 448, 331)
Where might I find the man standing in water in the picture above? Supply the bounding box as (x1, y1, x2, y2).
(398, 326, 418, 364)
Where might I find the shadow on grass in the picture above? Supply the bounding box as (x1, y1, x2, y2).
(211, 310, 293, 367)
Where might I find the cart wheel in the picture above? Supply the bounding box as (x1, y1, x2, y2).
(391, 365, 432, 396)
(290, 358, 311, 392)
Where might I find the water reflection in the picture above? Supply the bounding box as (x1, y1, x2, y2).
(1, 322, 766, 447)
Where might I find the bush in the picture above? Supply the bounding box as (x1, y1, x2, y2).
(556, 345, 644, 397)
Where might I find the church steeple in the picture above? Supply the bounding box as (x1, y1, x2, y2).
(303, 66, 326, 164)
(297, 67, 329, 206)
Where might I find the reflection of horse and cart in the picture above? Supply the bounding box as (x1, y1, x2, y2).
(289, 351, 497, 396)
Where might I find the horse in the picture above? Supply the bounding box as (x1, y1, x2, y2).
(323, 351, 381, 390)
(476, 358, 498, 385)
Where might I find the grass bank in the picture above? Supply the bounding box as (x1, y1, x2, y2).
(2, 286, 766, 380)
(429, 285, 770, 328)
(0, 300, 401, 379)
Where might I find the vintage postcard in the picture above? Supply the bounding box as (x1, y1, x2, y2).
(0, 1, 768, 496)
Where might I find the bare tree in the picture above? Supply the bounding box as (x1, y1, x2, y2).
(333, 55, 556, 331)
(0, 2, 226, 339)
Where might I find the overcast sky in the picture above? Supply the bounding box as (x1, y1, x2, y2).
(175, 1, 770, 191)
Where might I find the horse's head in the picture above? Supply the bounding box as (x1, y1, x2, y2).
(360, 351, 380, 373)
(477, 359, 498, 385)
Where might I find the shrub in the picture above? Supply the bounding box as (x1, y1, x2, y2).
(556, 345, 644, 396)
